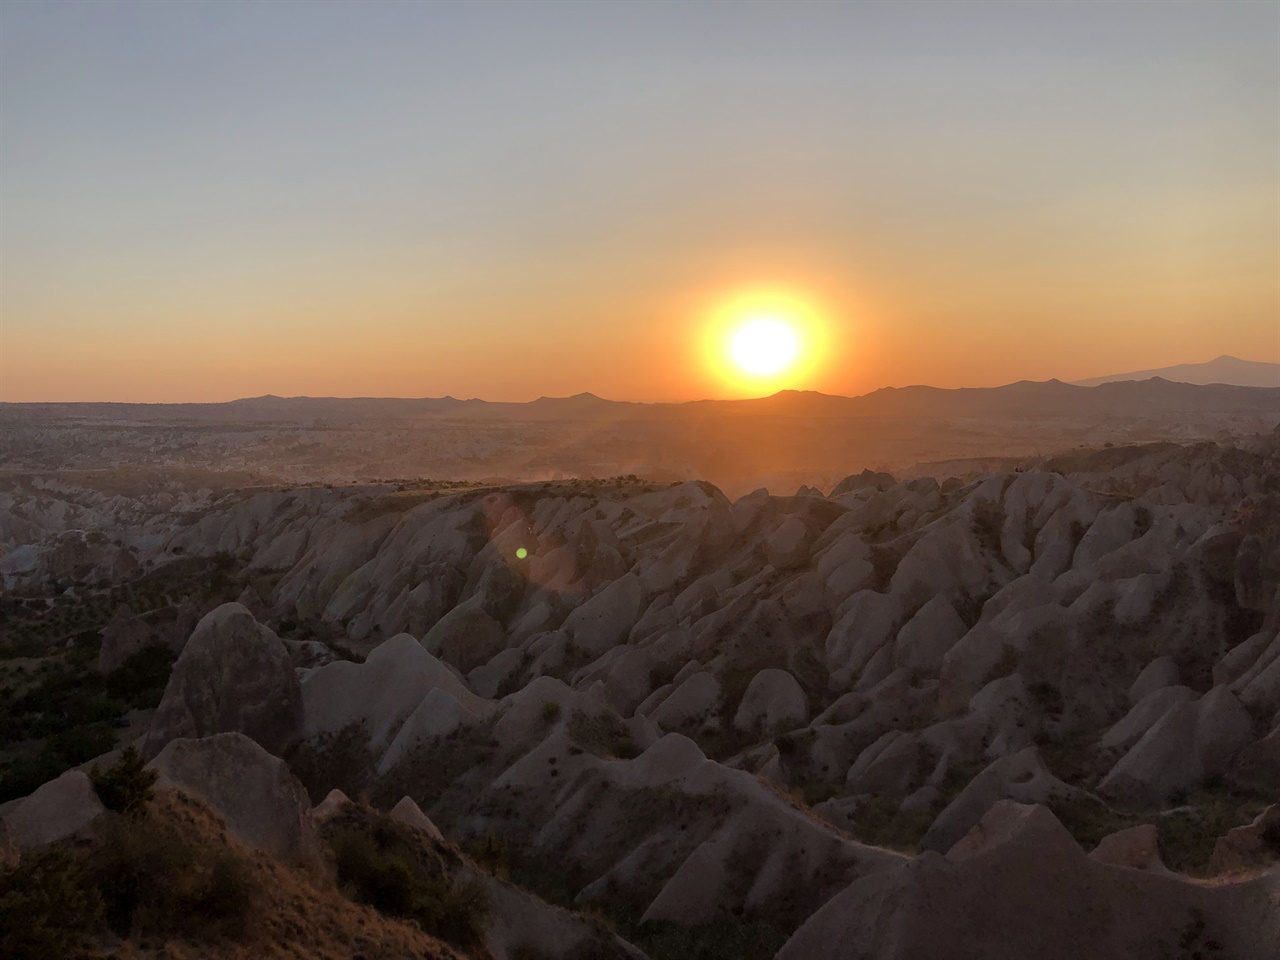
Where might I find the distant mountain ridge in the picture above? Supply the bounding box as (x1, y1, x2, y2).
(1074, 355, 1279, 388)
(3, 376, 1277, 424)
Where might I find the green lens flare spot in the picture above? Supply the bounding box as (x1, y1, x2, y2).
(516, 547, 528, 560)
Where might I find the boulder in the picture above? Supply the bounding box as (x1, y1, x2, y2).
(388, 795, 445, 843)
(1, 770, 104, 850)
(143, 603, 302, 758)
(892, 595, 968, 676)
(764, 516, 810, 570)
(1228, 728, 1280, 795)
(1208, 805, 1280, 874)
(422, 600, 508, 674)
(1088, 824, 1164, 871)
(148, 733, 323, 868)
(1128, 656, 1180, 704)
(921, 748, 1081, 853)
(732, 668, 808, 732)
(1099, 686, 1198, 752)
(312, 788, 351, 821)
(648, 671, 720, 729)
(562, 573, 644, 658)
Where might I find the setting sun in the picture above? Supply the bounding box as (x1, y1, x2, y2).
(730, 318, 799, 376)
(700, 288, 833, 395)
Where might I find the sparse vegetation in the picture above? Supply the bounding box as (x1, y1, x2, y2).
(90, 744, 158, 815)
(567, 709, 638, 758)
(326, 808, 493, 949)
(0, 847, 103, 960)
(0, 807, 260, 958)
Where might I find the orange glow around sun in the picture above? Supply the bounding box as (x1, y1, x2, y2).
(703, 288, 829, 395)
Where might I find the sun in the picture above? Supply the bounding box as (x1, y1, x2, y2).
(698, 287, 831, 395)
(730, 317, 799, 376)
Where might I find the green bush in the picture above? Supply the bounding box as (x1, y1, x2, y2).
(541, 701, 562, 724)
(90, 744, 158, 815)
(0, 847, 103, 960)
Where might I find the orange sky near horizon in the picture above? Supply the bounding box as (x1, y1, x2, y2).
(1, 2, 1277, 404)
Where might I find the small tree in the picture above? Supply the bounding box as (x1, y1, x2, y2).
(90, 745, 158, 815)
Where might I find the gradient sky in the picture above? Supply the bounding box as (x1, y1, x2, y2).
(1, 0, 1277, 402)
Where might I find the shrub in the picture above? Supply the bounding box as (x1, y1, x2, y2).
(90, 744, 158, 815)
(468, 832, 510, 878)
(0, 847, 103, 960)
(84, 812, 259, 940)
(541, 701, 562, 724)
(328, 812, 493, 949)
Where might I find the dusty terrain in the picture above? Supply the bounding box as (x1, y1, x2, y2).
(2, 389, 1279, 958)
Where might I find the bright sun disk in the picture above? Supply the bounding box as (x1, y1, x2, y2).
(730, 317, 799, 376)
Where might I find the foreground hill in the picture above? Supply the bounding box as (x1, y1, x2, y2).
(2, 432, 1279, 957)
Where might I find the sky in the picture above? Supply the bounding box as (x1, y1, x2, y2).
(1, 0, 1277, 402)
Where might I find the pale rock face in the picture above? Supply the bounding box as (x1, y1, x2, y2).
(148, 732, 323, 868)
(1128, 656, 1180, 703)
(1112, 572, 1169, 625)
(572, 644, 656, 716)
(649, 671, 720, 729)
(421, 600, 508, 673)
(732, 668, 808, 732)
(378, 685, 495, 774)
(846, 730, 930, 796)
(311, 788, 351, 821)
(2, 770, 104, 850)
(562, 573, 644, 658)
(1088, 824, 1164, 871)
(780, 799, 1280, 960)
(468, 647, 528, 699)
(1099, 685, 1198, 752)
(764, 516, 811, 570)
(388, 795, 445, 843)
(825, 590, 903, 686)
(1215, 630, 1275, 686)
(1235, 631, 1280, 718)
(1227, 727, 1280, 795)
(921, 748, 1081, 853)
(1099, 685, 1254, 803)
(892, 595, 968, 676)
(639, 835, 729, 926)
(1208, 804, 1280, 874)
(143, 602, 302, 759)
(301, 632, 476, 751)
(97, 604, 160, 674)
